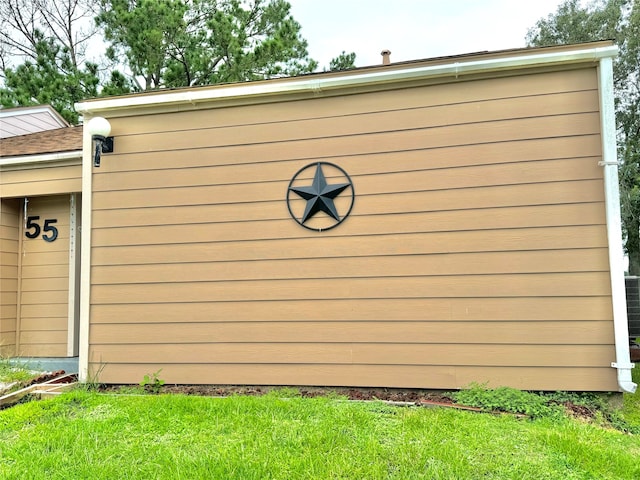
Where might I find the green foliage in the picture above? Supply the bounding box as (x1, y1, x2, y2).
(139, 369, 165, 394)
(0, 33, 99, 123)
(2, 0, 330, 121)
(621, 365, 640, 427)
(452, 383, 561, 418)
(0, 359, 34, 384)
(543, 390, 638, 433)
(527, 0, 640, 273)
(453, 382, 640, 433)
(266, 386, 301, 397)
(97, 0, 318, 90)
(328, 51, 357, 71)
(525, 0, 625, 46)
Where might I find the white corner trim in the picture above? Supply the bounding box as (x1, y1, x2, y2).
(598, 56, 637, 393)
(75, 45, 618, 115)
(78, 127, 93, 382)
(0, 150, 82, 167)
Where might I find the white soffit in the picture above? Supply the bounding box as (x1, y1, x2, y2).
(0, 105, 69, 138)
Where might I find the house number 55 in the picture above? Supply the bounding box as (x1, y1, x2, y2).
(25, 216, 59, 242)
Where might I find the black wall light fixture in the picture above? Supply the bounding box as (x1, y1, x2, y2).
(86, 116, 114, 167)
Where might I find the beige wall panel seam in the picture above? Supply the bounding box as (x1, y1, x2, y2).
(91, 180, 606, 227)
(1, 180, 83, 199)
(92, 154, 605, 195)
(94, 135, 603, 176)
(89, 272, 613, 304)
(89, 343, 614, 368)
(95, 113, 601, 178)
(110, 91, 600, 152)
(110, 69, 598, 134)
(90, 225, 609, 265)
(86, 363, 617, 391)
(90, 248, 611, 284)
(89, 297, 612, 323)
(0, 165, 82, 185)
(92, 176, 606, 212)
(89, 203, 606, 247)
(110, 68, 598, 133)
(19, 345, 66, 357)
(100, 113, 602, 171)
(20, 265, 69, 278)
(91, 201, 606, 230)
(91, 158, 604, 201)
(89, 320, 614, 345)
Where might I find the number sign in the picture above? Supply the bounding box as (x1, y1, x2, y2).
(25, 216, 59, 242)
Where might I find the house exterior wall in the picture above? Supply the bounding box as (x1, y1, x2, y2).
(0, 198, 20, 356)
(85, 64, 618, 390)
(0, 163, 81, 198)
(17, 195, 72, 357)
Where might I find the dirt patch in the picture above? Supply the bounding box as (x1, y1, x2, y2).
(99, 384, 608, 422)
(102, 384, 455, 405)
(25, 370, 68, 387)
(558, 401, 596, 420)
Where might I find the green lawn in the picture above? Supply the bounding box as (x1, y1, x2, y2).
(623, 366, 640, 427)
(0, 359, 35, 385)
(1, 369, 639, 480)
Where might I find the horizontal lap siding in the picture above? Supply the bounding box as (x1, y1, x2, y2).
(89, 66, 617, 390)
(18, 195, 70, 357)
(0, 199, 19, 356)
(0, 163, 81, 198)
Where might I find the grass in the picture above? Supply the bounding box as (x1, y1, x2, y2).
(0, 370, 639, 480)
(0, 358, 35, 385)
(622, 364, 640, 427)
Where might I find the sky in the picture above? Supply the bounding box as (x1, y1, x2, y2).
(287, 0, 567, 69)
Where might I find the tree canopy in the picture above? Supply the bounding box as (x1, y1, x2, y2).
(527, 0, 640, 274)
(0, 0, 356, 121)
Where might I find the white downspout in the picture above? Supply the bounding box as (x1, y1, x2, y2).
(598, 56, 637, 393)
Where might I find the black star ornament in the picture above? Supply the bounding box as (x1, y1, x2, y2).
(287, 162, 354, 230)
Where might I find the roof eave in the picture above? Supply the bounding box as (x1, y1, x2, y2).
(0, 150, 82, 167)
(75, 43, 618, 117)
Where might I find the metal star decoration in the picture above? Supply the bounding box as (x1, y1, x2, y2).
(287, 162, 354, 231)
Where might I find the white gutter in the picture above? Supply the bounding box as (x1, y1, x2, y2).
(598, 56, 637, 393)
(75, 45, 618, 115)
(0, 150, 81, 167)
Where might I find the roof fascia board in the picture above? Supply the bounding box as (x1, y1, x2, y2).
(0, 150, 82, 167)
(75, 44, 618, 116)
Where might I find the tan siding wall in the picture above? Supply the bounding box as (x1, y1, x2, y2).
(88, 66, 618, 390)
(0, 199, 20, 356)
(0, 163, 81, 198)
(18, 195, 70, 357)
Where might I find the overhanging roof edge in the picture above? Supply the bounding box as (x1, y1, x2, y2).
(75, 44, 618, 116)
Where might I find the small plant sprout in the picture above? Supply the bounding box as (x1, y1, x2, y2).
(140, 369, 165, 394)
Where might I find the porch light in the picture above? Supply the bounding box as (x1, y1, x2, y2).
(87, 116, 113, 168)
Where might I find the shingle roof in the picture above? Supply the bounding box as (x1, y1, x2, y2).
(0, 126, 83, 157)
